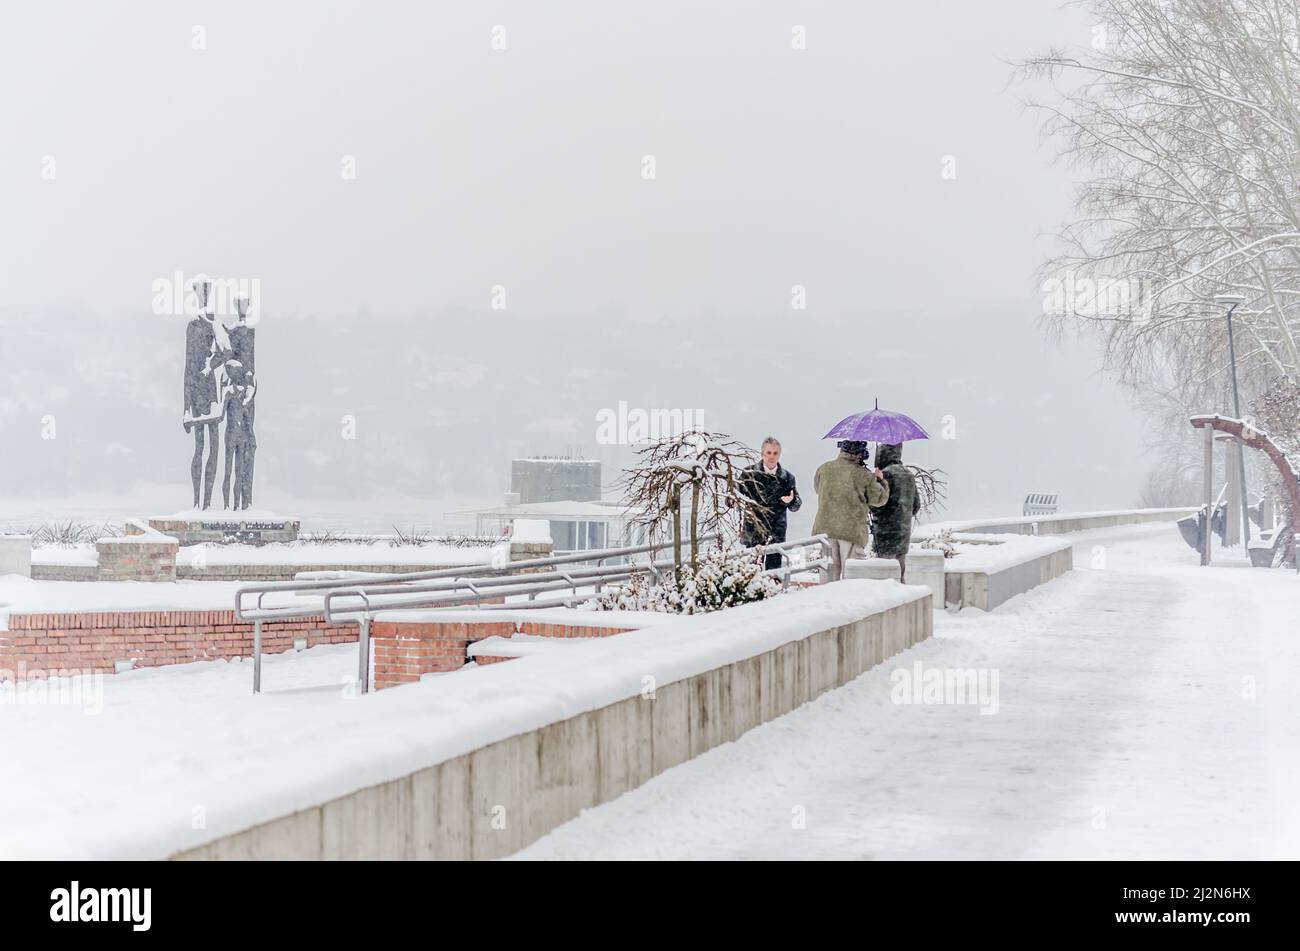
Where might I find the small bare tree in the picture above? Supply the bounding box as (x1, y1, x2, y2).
(619, 430, 767, 575)
(907, 464, 949, 515)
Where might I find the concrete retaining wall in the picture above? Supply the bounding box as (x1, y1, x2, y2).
(29, 564, 98, 582)
(945, 541, 1073, 610)
(172, 591, 932, 860)
(925, 507, 1196, 537)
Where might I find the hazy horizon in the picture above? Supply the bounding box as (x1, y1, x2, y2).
(1, 1, 1162, 531)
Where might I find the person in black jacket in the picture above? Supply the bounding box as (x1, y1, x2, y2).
(739, 437, 802, 571)
(870, 442, 921, 581)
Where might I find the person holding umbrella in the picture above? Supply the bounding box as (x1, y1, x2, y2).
(817, 401, 931, 581)
(813, 439, 889, 580)
(871, 443, 921, 581)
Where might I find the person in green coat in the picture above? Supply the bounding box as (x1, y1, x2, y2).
(812, 440, 890, 580)
(870, 443, 921, 581)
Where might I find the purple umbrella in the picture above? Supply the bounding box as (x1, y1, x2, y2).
(824, 399, 929, 443)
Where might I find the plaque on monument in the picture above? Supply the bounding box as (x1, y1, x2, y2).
(147, 513, 300, 546)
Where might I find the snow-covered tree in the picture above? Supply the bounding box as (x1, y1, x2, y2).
(1021, 0, 1300, 409)
(618, 430, 765, 575)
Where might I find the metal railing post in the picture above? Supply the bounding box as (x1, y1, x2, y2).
(358, 616, 371, 695)
(253, 619, 262, 694)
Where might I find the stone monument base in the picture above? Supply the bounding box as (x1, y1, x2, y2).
(148, 509, 300, 546)
(99, 521, 178, 582)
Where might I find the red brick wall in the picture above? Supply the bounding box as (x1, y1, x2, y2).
(371, 620, 514, 690)
(0, 610, 357, 674)
(373, 618, 639, 688)
(0, 610, 641, 683)
(473, 653, 516, 665)
(518, 621, 634, 639)
(95, 539, 178, 582)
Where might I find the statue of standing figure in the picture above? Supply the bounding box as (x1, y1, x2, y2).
(221, 296, 257, 510)
(181, 279, 258, 510)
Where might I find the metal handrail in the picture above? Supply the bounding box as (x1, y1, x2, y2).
(234, 531, 721, 623)
(317, 533, 833, 621)
(351, 536, 835, 614)
(243, 533, 829, 695)
(315, 556, 701, 622)
(469, 537, 834, 611)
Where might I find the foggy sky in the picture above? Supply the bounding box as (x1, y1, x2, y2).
(0, 1, 1155, 531)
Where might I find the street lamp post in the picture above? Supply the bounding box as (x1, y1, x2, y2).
(1215, 294, 1251, 546)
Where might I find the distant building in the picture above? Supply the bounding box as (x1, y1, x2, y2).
(449, 454, 645, 553)
(456, 498, 645, 552)
(510, 456, 602, 504)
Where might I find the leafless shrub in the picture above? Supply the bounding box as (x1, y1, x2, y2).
(389, 527, 500, 548)
(619, 429, 766, 574)
(26, 521, 121, 547)
(908, 464, 949, 514)
(299, 530, 374, 546)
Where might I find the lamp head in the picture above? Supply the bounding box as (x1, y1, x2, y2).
(1214, 294, 1247, 306)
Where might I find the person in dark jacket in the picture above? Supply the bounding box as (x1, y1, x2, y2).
(813, 440, 889, 580)
(871, 442, 921, 581)
(739, 437, 802, 571)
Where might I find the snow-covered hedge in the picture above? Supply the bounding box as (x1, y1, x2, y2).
(581, 546, 783, 615)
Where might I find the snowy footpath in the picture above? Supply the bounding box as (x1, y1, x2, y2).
(514, 523, 1300, 860)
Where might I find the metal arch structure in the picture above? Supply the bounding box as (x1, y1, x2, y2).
(1189, 414, 1299, 567)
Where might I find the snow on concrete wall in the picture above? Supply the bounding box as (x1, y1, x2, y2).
(172, 581, 932, 860)
(920, 507, 1196, 537)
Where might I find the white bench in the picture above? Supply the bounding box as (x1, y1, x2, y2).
(1022, 493, 1058, 517)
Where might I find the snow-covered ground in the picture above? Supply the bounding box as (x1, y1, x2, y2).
(0, 581, 916, 859)
(4, 521, 1295, 860)
(29, 540, 502, 568)
(513, 522, 1300, 859)
(918, 506, 1196, 534)
(0, 488, 504, 537)
(931, 531, 1071, 572)
(173, 541, 501, 567)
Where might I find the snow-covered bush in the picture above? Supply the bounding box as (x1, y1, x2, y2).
(918, 529, 958, 559)
(582, 546, 783, 615)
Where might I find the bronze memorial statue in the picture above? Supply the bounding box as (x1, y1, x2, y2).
(181, 279, 258, 510)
